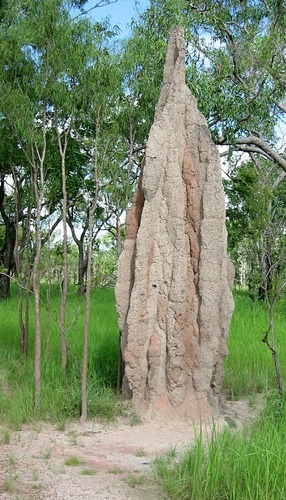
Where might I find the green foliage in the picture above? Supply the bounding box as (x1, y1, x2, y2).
(0, 0, 127, 281)
(155, 397, 286, 499)
(123, 0, 285, 168)
(0, 428, 10, 444)
(225, 158, 286, 297)
(126, 473, 146, 487)
(93, 234, 118, 288)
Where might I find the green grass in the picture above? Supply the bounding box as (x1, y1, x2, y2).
(3, 473, 19, 493)
(135, 448, 148, 457)
(155, 393, 286, 499)
(2, 285, 286, 500)
(1, 286, 284, 428)
(80, 467, 97, 475)
(0, 285, 124, 426)
(0, 429, 11, 444)
(43, 446, 53, 460)
(125, 473, 146, 487)
(64, 456, 85, 466)
(224, 290, 286, 398)
(109, 467, 124, 474)
(31, 469, 39, 481)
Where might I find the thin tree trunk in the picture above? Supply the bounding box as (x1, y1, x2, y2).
(116, 200, 121, 258)
(14, 190, 32, 357)
(15, 201, 26, 355)
(0, 173, 15, 300)
(24, 288, 30, 356)
(115, 203, 123, 392)
(20, 286, 31, 360)
(77, 241, 87, 296)
(67, 212, 88, 297)
(56, 118, 69, 373)
(81, 230, 93, 421)
(45, 254, 51, 356)
(33, 195, 42, 410)
(262, 222, 284, 395)
(32, 106, 47, 409)
(33, 155, 44, 410)
(81, 110, 100, 422)
(117, 330, 123, 392)
(23, 204, 32, 357)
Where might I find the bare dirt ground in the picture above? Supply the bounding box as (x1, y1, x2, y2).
(0, 399, 259, 500)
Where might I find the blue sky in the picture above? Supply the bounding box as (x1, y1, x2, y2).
(85, 0, 150, 37)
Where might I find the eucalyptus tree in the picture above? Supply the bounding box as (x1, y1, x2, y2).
(77, 48, 125, 421)
(45, 8, 120, 374)
(0, 0, 122, 404)
(40, 4, 119, 373)
(226, 155, 286, 392)
(0, 0, 54, 406)
(63, 47, 129, 296)
(64, 133, 118, 296)
(225, 158, 286, 294)
(0, 174, 17, 300)
(123, 0, 286, 172)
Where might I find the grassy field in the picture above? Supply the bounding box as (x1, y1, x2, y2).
(0, 285, 123, 427)
(1, 286, 286, 498)
(0, 287, 285, 427)
(224, 291, 286, 398)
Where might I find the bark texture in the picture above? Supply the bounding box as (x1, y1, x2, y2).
(116, 27, 234, 421)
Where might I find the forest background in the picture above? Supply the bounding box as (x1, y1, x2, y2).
(0, 0, 286, 426)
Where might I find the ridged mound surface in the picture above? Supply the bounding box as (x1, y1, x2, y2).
(116, 27, 234, 421)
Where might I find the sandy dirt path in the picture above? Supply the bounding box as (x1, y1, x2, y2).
(0, 399, 256, 499)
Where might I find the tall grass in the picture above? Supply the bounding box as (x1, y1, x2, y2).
(1, 287, 285, 429)
(224, 290, 286, 398)
(0, 285, 123, 427)
(155, 393, 286, 499)
(156, 290, 286, 499)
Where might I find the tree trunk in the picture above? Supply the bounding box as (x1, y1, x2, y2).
(0, 174, 16, 299)
(77, 241, 88, 296)
(33, 181, 43, 411)
(0, 224, 16, 299)
(1, 273, 11, 300)
(81, 110, 100, 422)
(32, 106, 47, 409)
(19, 288, 26, 356)
(45, 275, 51, 356)
(56, 122, 69, 373)
(115, 202, 121, 258)
(81, 236, 92, 421)
(1, 222, 16, 299)
(17, 198, 32, 357)
(67, 213, 88, 297)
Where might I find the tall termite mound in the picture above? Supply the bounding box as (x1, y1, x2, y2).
(116, 27, 234, 420)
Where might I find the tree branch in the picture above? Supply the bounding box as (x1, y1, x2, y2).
(41, 216, 62, 247)
(72, 0, 118, 20)
(220, 135, 286, 172)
